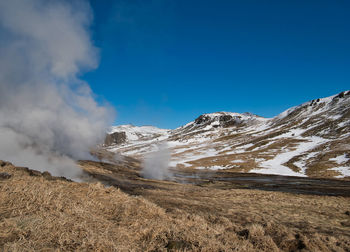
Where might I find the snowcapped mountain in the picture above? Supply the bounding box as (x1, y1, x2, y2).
(105, 91, 350, 178)
(108, 125, 170, 143)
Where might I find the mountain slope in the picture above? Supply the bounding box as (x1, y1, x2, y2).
(105, 91, 350, 178)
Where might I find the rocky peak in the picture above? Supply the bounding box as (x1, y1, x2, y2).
(193, 112, 264, 128)
(194, 113, 241, 127)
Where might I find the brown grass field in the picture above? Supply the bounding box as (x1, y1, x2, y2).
(1, 160, 350, 251)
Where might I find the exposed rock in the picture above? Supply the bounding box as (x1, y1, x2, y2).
(28, 169, 42, 177)
(194, 115, 211, 125)
(333, 91, 347, 101)
(337, 91, 345, 99)
(237, 229, 250, 239)
(194, 113, 243, 127)
(220, 115, 241, 127)
(13, 166, 72, 182)
(0, 160, 12, 167)
(0, 172, 11, 179)
(104, 132, 127, 146)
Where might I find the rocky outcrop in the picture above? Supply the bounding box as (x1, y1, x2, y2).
(0, 172, 11, 179)
(219, 114, 242, 127)
(194, 113, 243, 128)
(194, 115, 211, 125)
(104, 132, 127, 146)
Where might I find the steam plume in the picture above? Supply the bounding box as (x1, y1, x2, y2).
(142, 143, 172, 180)
(0, 0, 114, 178)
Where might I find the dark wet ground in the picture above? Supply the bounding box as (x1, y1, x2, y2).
(80, 160, 350, 197)
(173, 170, 350, 197)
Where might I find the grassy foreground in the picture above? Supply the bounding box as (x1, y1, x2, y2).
(1, 160, 350, 251)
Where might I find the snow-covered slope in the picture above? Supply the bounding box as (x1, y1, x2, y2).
(108, 125, 169, 143)
(105, 91, 350, 178)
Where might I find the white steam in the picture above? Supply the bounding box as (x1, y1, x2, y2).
(142, 143, 172, 180)
(0, 0, 114, 178)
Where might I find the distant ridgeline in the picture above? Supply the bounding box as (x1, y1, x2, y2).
(104, 91, 350, 179)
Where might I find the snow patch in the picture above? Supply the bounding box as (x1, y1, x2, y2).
(330, 166, 350, 178)
(231, 159, 244, 163)
(330, 154, 349, 165)
(251, 136, 327, 177)
(109, 125, 169, 142)
(197, 165, 227, 170)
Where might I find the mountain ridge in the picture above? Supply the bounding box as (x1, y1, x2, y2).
(105, 91, 350, 178)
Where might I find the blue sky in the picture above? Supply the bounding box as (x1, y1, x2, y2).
(84, 0, 350, 129)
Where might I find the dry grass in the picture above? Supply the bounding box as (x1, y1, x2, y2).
(1, 161, 350, 251)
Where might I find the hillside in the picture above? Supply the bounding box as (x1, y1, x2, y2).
(1, 160, 350, 251)
(105, 91, 350, 178)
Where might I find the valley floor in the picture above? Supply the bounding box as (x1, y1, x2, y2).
(1, 160, 350, 251)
